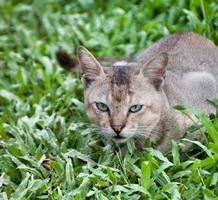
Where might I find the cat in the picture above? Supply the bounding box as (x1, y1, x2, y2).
(57, 32, 218, 151)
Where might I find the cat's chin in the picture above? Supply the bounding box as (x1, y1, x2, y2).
(111, 137, 129, 143)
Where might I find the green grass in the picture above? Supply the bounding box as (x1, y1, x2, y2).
(0, 0, 218, 199)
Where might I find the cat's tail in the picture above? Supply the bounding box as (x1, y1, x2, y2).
(56, 50, 128, 72)
(56, 50, 80, 72)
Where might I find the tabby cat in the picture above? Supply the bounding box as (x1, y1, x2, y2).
(57, 32, 218, 151)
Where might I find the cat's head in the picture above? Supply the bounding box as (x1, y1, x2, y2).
(77, 47, 168, 143)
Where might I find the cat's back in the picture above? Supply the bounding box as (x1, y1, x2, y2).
(135, 32, 218, 112)
(135, 32, 218, 76)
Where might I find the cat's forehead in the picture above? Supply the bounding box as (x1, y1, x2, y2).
(87, 62, 151, 104)
(112, 64, 131, 85)
(109, 63, 139, 102)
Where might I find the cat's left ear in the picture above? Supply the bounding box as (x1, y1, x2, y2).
(77, 46, 105, 88)
(141, 52, 168, 90)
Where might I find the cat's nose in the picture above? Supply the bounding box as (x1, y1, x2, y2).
(111, 125, 124, 134)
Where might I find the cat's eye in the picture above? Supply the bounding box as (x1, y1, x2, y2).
(129, 105, 143, 113)
(96, 102, 109, 112)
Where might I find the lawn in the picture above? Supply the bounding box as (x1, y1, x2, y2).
(0, 0, 218, 199)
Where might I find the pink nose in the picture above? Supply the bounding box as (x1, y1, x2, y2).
(111, 125, 124, 135)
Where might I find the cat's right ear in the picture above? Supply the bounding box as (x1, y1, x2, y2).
(77, 46, 105, 88)
(140, 52, 168, 90)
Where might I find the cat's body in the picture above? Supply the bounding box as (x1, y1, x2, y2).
(57, 32, 218, 151)
(135, 32, 218, 112)
(133, 32, 218, 150)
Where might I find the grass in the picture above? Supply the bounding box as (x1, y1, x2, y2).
(0, 0, 218, 199)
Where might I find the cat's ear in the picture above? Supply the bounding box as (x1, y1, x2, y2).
(77, 46, 105, 87)
(141, 52, 168, 90)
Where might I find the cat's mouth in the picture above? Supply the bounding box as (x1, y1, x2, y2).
(112, 136, 128, 143)
(114, 136, 125, 139)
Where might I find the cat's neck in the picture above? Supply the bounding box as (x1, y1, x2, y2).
(151, 90, 172, 148)
(153, 89, 188, 151)
(160, 89, 170, 113)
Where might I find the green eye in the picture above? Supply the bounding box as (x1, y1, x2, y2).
(129, 105, 143, 113)
(96, 102, 109, 112)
